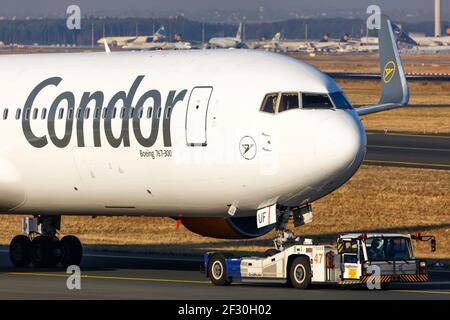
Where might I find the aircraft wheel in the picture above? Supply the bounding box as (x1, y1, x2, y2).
(61, 235, 83, 267)
(31, 236, 62, 268)
(9, 235, 32, 267)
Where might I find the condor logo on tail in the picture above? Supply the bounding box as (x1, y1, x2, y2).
(22, 76, 187, 148)
(383, 60, 396, 84)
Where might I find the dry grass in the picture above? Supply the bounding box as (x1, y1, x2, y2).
(0, 166, 448, 259)
(360, 107, 450, 134)
(337, 80, 450, 106)
(336, 80, 450, 134)
(296, 53, 450, 74)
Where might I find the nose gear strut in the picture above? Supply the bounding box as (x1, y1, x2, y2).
(273, 204, 313, 251)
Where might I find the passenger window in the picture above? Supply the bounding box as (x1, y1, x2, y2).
(32, 108, 38, 120)
(25, 109, 30, 120)
(166, 107, 172, 119)
(138, 107, 144, 118)
(260, 93, 278, 114)
(76, 108, 82, 119)
(68, 109, 74, 120)
(112, 107, 117, 118)
(147, 107, 153, 118)
(84, 108, 90, 119)
(302, 93, 334, 109)
(130, 107, 135, 118)
(42, 108, 47, 119)
(279, 93, 300, 112)
(3, 108, 8, 120)
(102, 108, 107, 119)
(120, 108, 125, 119)
(58, 108, 64, 119)
(94, 108, 100, 119)
(16, 109, 21, 120)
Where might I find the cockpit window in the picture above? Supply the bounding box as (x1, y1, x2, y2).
(261, 91, 351, 113)
(261, 93, 279, 114)
(301, 93, 334, 109)
(329, 91, 353, 110)
(279, 93, 300, 112)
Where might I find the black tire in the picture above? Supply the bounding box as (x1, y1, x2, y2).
(31, 236, 62, 268)
(288, 257, 312, 289)
(9, 235, 32, 267)
(208, 253, 232, 286)
(264, 249, 280, 257)
(61, 235, 83, 267)
(380, 282, 391, 290)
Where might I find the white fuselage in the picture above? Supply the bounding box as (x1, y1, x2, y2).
(123, 42, 192, 50)
(209, 37, 241, 48)
(0, 50, 366, 218)
(96, 36, 137, 47)
(410, 36, 450, 47)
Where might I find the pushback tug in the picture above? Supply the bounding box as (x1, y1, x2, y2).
(202, 232, 436, 289)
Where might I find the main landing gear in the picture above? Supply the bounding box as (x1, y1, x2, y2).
(9, 216, 82, 268)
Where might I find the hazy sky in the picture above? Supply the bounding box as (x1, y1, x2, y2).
(0, 0, 448, 21)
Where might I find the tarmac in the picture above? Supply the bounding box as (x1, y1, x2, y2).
(0, 249, 449, 300)
(364, 131, 450, 170)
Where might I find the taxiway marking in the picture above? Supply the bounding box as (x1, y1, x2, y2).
(366, 132, 450, 140)
(363, 159, 450, 168)
(8, 272, 210, 285)
(393, 289, 450, 296)
(368, 144, 450, 152)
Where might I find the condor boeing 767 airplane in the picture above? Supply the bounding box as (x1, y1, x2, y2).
(2, 15, 408, 268)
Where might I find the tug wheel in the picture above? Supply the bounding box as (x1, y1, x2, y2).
(380, 282, 391, 290)
(208, 253, 232, 286)
(288, 256, 312, 289)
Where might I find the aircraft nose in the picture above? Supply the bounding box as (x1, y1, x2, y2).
(315, 112, 366, 175)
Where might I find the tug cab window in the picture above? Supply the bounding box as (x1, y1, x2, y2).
(340, 239, 360, 264)
(261, 93, 278, 114)
(301, 93, 333, 109)
(279, 93, 300, 112)
(365, 237, 413, 261)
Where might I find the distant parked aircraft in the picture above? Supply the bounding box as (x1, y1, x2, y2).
(97, 26, 166, 48)
(209, 23, 244, 48)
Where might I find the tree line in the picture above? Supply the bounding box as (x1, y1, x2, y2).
(0, 16, 446, 45)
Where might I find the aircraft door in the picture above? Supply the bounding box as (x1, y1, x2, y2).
(186, 87, 212, 146)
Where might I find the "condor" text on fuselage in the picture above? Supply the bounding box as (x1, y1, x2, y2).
(22, 75, 188, 148)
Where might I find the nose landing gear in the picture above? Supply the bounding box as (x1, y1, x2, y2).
(9, 216, 82, 268)
(273, 204, 313, 251)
